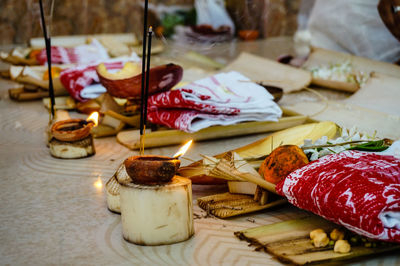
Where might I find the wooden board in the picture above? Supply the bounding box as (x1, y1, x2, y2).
(235, 216, 400, 265)
(29, 33, 139, 48)
(284, 72, 400, 141)
(117, 114, 307, 150)
(9, 64, 70, 93)
(9, 87, 49, 101)
(285, 72, 400, 141)
(286, 101, 400, 140)
(304, 47, 400, 78)
(303, 47, 400, 92)
(343, 73, 400, 116)
(197, 192, 286, 218)
(311, 78, 359, 93)
(224, 52, 312, 93)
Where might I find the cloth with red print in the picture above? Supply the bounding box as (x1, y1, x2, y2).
(147, 71, 282, 132)
(36, 39, 109, 65)
(276, 150, 400, 243)
(59, 55, 140, 102)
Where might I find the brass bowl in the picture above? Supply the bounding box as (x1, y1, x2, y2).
(124, 155, 180, 185)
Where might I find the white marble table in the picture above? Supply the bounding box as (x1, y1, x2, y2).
(0, 39, 399, 265)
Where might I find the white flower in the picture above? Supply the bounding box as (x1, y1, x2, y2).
(301, 127, 375, 161)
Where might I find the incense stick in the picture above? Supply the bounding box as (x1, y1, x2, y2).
(139, 0, 149, 137)
(140, 27, 153, 155)
(139, 0, 149, 155)
(139, 128, 145, 155)
(143, 27, 153, 126)
(39, 0, 55, 119)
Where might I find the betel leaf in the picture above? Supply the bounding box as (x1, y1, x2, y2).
(348, 140, 389, 152)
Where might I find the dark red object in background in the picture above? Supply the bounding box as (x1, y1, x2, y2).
(98, 63, 183, 99)
(378, 0, 400, 42)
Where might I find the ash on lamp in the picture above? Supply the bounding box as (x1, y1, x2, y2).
(106, 140, 194, 246)
(49, 112, 98, 159)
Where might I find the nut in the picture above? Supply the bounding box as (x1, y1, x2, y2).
(334, 240, 351, 253)
(313, 232, 329, 248)
(330, 229, 345, 241)
(310, 229, 325, 240)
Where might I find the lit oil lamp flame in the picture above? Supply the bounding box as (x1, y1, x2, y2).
(94, 177, 103, 190)
(86, 112, 99, 127)
(173, 140, 193, 158)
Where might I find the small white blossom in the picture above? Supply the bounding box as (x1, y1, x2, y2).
(301, 127, 375, 161)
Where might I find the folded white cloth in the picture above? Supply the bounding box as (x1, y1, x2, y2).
(380, 211, 400, 230)
(148, 71, 282, 132)
(80, 84, 107, 99)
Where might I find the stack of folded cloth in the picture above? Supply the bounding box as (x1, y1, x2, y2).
(37, 39, 109, 65)
(276, 148, 400, 243)
(147, 71, 282, 132)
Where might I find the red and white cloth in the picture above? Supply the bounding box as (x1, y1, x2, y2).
(276, 150, 400, 243)
(37, 39, 109, 65)
(59, 55, 140, 102)
(147, 71, 282, 132)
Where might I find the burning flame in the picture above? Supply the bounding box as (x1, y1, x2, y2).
(94, 177, 103, 190)
(86, 112, 99, 127)
(173, 140, 193, 158)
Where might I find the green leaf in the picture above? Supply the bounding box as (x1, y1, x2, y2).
(348, 140, 389, 152)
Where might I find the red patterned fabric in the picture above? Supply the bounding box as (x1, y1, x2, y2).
(59, 61, 125, 102)
(276, 151, 400, 243)
(148, 89, 240, 115)
(37, 46, 77, 65)
(147, 109, 240, 132)
(147, 71, 282, 132)
(36, 40, 109, 65)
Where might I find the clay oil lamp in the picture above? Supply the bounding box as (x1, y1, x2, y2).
(106, 140, 195, 245)
(49, 112, 99, 159)
(124, 154, 181, 185)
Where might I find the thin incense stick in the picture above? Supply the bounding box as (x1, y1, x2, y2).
(143, 26, 152, 126)
(140, 27, 153, 155)
(139, 0, 149, 155)
(39, 0, 55, 119)
(139, 0, 149, 137)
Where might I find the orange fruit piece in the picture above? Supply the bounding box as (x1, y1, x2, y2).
(259, 145, 309, 184)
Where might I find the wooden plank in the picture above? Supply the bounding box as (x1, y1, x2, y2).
(236, 216, 334, 245)
(304, 47, 400, 79)
(29, 33, 138, 48)
(235, 216, 400, 265)
(312, 78, 359, 93)
(303, 47, 400, 93)
(224, 52, 312, 93)
(117, 115, 307, 150)
(343, 73, 400, 116)
(197, 192, 287, 218)
(9, 87, 49, 101)
(285, 101, 400, 140)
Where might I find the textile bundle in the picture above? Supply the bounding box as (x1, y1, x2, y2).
(147, 71, 282, 132)
(277, 151, 400, 243)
